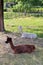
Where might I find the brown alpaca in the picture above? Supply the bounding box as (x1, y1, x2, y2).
(5, 36, 35, 54)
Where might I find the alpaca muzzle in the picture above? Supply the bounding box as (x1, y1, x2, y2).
(5, 41, 8, 44)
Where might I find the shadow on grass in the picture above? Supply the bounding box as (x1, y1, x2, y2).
(4, 29, 43, 38)
(30, 28, 43, 38)
(4, 30, 12, 34)
(37, 33, 43, 38)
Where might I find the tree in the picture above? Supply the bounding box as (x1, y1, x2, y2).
(30, 0, 42, 6)
(0, 0, 4, 31)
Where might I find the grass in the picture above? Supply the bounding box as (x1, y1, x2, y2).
(0, 32, 43, 65)
(0, 39, 43, 65)
(1, 16, 43, 65)
(0, 51, 43, 65)
(4, 16, 43, 38)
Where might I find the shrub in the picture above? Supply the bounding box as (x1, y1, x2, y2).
(4, 8, 7, 12)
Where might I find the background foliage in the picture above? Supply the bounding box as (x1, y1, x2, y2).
(4, 0, 43, 12)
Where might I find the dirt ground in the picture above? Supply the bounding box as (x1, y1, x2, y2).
(0, 32, 43, 65)
(0, 32, 43, 55)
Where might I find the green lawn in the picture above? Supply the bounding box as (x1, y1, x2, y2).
(4, 17, 43, 38)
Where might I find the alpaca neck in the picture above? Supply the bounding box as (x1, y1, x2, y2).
(9, 40, 15, 50)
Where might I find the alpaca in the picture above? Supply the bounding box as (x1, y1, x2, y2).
(18, 26, 23, 33)
(5, 36, 35, 54)
(21, 32, 37, 39)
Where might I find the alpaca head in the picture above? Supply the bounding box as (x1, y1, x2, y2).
(5, 36, 12, 44)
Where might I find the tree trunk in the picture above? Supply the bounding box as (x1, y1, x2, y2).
(0, 0, 4, 31)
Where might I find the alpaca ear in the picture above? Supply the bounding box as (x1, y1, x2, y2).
(7, 36, 12, 39)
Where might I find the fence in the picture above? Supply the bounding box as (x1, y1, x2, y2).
(4, 11, 43, 19)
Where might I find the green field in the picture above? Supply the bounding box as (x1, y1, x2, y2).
(4, 17, 43, 38)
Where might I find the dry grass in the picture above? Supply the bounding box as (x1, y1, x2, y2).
(0, 32, 43, 65)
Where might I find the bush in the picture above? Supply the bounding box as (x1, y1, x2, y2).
(4, 8, 7, 12)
